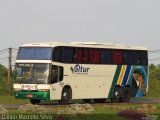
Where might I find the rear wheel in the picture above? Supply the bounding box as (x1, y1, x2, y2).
(123, 87, 131, 103)
(30, 99, 41, 105)
(111, 87, 122, 103)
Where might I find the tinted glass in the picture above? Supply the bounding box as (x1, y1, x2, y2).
(101, 49, 112, 64)
(15, 63, 49, 84)
(17, 47, 52, 60)
(123, 50, 134, 65)
(113, 50, 123, 64)
(89, 49, 101, 64)
(135, 51, 148, 65)
(53, 47, 63, 62)
(64, 47, 75, 63)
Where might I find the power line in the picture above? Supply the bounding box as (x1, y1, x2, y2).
(149, 58, 160, 61)
(148, 50, 160, 54)
(0, 51, 8, 55)
(0, 57, 8, 61)
(0, 48, 8, 53)
(149, 50, 160, 52)
(0, 60, 8, 64)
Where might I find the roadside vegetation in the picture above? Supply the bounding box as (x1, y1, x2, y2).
(1, 103, 160, 120)
(147, 64, 160, 98)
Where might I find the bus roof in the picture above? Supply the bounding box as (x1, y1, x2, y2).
(19, 42, 148, 50)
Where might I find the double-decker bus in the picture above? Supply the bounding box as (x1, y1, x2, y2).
(14, 42, 148, 104)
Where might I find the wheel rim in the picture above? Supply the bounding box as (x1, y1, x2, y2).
(62, 90, 69, 101)
(112, 87, 122, 103)
(63, 92, 67, 97)
(114, 91, 120, 99)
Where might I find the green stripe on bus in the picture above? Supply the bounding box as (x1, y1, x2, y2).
(14, 91, 50, 100)
(108, 65, 122, 98)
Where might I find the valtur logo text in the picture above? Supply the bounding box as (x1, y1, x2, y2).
(71, 64, 90, 74)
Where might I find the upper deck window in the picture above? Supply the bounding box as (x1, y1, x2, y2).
(53, 47, 63, 62)
(17, 47, 52, 60)
(123, 50, 134, 65)
(113, 50, 123, 64)
(134, 51, 148, 65)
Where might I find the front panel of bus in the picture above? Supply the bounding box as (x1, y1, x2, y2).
(14, 47, 52, 101)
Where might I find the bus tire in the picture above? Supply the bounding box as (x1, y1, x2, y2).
(30, 99, 41, 105)
(111, 87, 122, 103)
(83, 99, 91, 103)
(94, 99, 106, 103)
(60, 87, 71, 104)
(123, 87, 131, 103)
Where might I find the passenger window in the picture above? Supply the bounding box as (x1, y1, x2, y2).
(123, 51, 134, 65)
(89, 49, 101, 64)
(83, 49, 89, 63)
(101, 49, 112, 64)
(64, 47, 75, 63)
(75, 48, 89, 63)
(76, 48, 83, 63)
(113, 50, 123, 64)
(135, 51, 148, 65)
(141, 51, 148, 65)
(53, 47, 63, 62)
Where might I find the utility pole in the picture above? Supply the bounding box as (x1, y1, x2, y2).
(8, 48, 12, 96)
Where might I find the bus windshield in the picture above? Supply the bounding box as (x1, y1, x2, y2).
(17, 47, 52, 60)
(15, 63, 50, 84)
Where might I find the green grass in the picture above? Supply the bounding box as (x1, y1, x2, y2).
(6, 103, 160, 120)
(0, 95, 29, 104)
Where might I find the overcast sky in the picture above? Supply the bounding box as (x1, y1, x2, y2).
(0, 0, 160, 64)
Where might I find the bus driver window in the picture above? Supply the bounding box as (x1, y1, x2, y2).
(51, 66, 58, 84)
(50, 65, 64, 84)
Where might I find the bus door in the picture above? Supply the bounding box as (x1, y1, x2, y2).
(50, 65, 64, 100)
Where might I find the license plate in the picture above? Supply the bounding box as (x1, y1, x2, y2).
(27, 94, 33, 98)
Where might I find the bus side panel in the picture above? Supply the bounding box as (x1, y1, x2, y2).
(65, 64, 117, 99)
(108, 65, 148, 98)
(127, 65, 148, 97)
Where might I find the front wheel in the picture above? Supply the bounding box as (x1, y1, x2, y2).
(30, 99, 41, 105)
(60, 87, 71, 104)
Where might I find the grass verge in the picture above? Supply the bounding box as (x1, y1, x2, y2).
(0, 95, 29, 104)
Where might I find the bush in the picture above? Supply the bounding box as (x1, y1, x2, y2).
(68, 103, 94, 114)
(118, 110, 145, 120)
(0, 105, 8, 120)
(56, 104, 94, 115)
(0, 105, 8, 115)
(55, 104, 94, 120)
(19, 104, 51, 114)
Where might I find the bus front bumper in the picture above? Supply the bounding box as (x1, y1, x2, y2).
(14, 91, 50, 100)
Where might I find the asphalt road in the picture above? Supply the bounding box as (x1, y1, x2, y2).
(130, 98, 160, 104)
